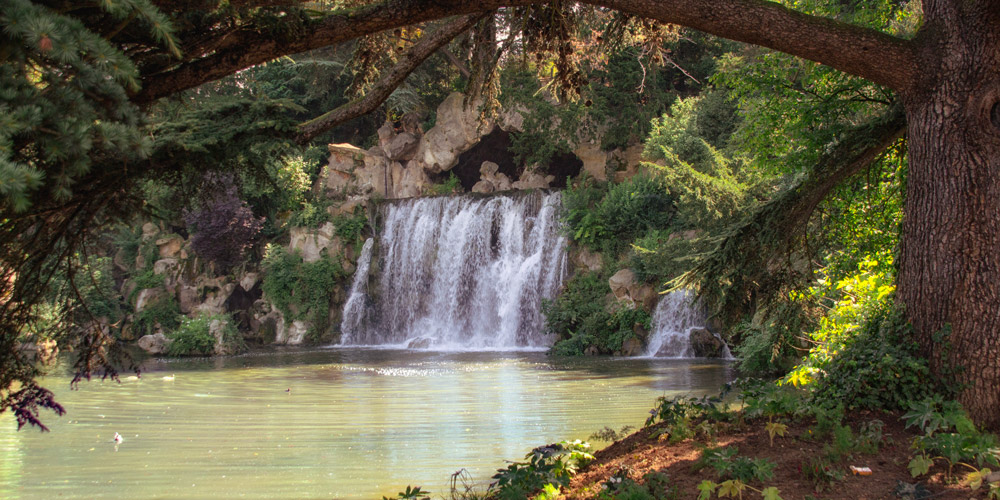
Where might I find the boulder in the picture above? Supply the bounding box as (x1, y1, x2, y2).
(384, 132, 420, 161)
(573, 141, 608, 181)
(239, 272, 260, 292)
(480, 161, 500, 177)
(571, 247, 603, 272)
(177, 285, 200, 314)
(327, 198, 364, 218)
(134, 288, 165, 313)
(209, 318, 238, 355)
(512, 168, 555, 190)
(689, 328, 726, 358)
(153, 258, 181, 290)
(472, 180, 495, 193)
(289, 222, 342, 263)
(620, 337, 644, 357)
(396, 160, 431, 198)
(608, 268, 637, 303)
(633, 283, 659, 312)
(141, 222, 158, 240)
(584, 345, 600, 356)
(406, 337, 433, 349)
(137, 333, 170, 354)
(415, 93, 494, 174)
(156, 235, 184, 259)
(275, 319, 309, 344)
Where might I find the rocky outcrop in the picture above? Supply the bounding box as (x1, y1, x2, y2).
(471, 161, 513, 193)
(137, 333, 170, 354)
(289, 222, 342, 263)
(608, 268, 658, 311)
(512, 167, 555, 190)
(689, 327, 726, 358)
(571, 247, 603, 272)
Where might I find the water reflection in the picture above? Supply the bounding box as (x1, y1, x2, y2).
(0, 349, 731, 499)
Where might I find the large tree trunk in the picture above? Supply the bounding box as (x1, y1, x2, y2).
(898, 1, 1000, 429)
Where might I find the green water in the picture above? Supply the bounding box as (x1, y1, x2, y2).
(0, 348, 732, 499)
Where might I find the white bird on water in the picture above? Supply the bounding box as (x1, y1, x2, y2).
(162, 374, 175, 381)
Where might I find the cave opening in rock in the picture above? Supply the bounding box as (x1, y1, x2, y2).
(439, 128, 584, 191)
(446, 129, 522, 191)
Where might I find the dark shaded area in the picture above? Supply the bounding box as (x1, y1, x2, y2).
(541, 152, 583, 188)
(991, 101, 1000, 130)
(447, 129, 523, 190)
(440, 128, 583, 190)
(225, 281, 263, 332)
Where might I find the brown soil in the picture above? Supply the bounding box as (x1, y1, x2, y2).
(558, 412, 980, 499)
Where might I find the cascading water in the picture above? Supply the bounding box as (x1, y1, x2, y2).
(339, 191, 567, 350)
(340, 237, 375, 335)
(645, 290, 731, 358)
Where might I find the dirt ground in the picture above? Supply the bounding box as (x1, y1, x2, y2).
(557, 412, 981, 499)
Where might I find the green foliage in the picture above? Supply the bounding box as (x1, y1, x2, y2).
(0, 0, 170, 210)
(645, 393, 729, 440)
(166, 313, 245, 357)
(288, 199, 332, 228)
(381, 485, 430, 500)
(546, 276, 649, 356)
(595, 174, 674, 254)
(429, 172, 463, 195)
(260, 245, 346, 340)
(629, 230, 710, 284)
(597, 469, 678, 500)
(489, 440, 594, 499)
(905, 397, 1000, 474)
(804, 301, 940, 412)
(132, 294, 181, 338)
(590, 425, 636, 442)
(696, 447, 776, 483)
(332, 208, 368, 244)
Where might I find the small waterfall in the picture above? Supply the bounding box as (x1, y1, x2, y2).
(645, 290, 732, 358)
(340, 238, 375, 342)
(340, 191, 567, 350)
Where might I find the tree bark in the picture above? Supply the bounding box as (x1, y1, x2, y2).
(897, 1, 1000, 429)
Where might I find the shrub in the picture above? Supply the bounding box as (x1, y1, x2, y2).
(184, 176, 264, 274)
(133, 294, 181, 338)
(595, 174, 674, 254)
(166, 313, 244, 356)
(260, 245, 346, 340)
(807, 304, 940, 411)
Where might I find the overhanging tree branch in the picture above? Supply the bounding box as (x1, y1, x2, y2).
(677, 104, 907, 325)
(296, 13, 485, 144)
(135, 0, 918, 104)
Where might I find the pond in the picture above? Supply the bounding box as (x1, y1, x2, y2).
(0, 348, 732, 499)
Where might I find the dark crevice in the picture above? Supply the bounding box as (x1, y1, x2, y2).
(990, 101, 1000, 130)
(445, 129, 522, 190)
(435, 128, 584, 190)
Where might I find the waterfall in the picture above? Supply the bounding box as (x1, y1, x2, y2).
(340, 238, 375, 340)
(339, 191, 567, 350)
(645, 290, 732, 358)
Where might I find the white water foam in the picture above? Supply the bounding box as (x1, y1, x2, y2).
(644, 290, 732, 358)
(339, 191, 567, 350)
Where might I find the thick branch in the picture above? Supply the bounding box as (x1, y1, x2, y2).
(679, 105, 907, 325)
(135, 0, 918, 103)
(595, 0, 916, 91)
(296, 14, 484, 144)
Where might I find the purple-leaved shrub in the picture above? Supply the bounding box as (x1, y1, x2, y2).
(184, 175, 263, 274)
